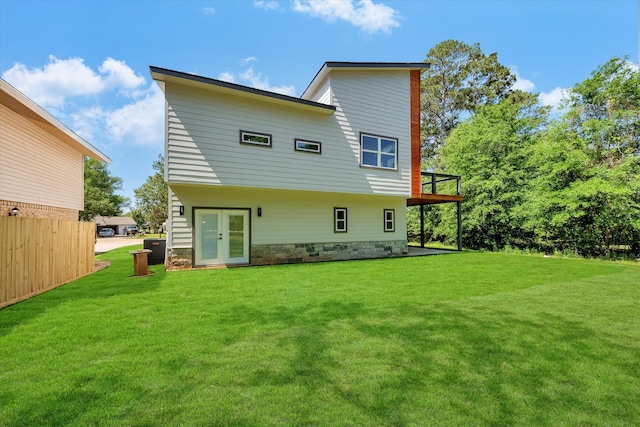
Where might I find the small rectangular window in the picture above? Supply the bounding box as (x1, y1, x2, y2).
(295, 139, 321, 154)
(334, 207, 347, 233)
(384, 209, 395, 232)
(240, 130, 272, 147)
(360, 133, 397, 170)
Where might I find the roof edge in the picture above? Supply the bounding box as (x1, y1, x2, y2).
(149, 66, 336, 113)
(0, 79, 111, 163)
(302, 61, 429, 99)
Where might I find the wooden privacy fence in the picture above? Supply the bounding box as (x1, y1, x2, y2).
(0, 217, 95, 309)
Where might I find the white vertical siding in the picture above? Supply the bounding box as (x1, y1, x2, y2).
(168, 184, 406, 249)
(0, 104, 83, 210)
(164, 69, 412, 197)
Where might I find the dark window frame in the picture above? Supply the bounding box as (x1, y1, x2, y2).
(240, 130, 272, 147)
(294, 139, 322, 154)
(334, 207, 348, 233)
(383, 209, 395, 232)
(359, 132, 398, 170)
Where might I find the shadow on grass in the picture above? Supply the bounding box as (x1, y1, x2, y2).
(0, 246, 166, 338)
(210, 300, 639, 425)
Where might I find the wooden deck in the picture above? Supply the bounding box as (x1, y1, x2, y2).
(407, 193, 463, 206)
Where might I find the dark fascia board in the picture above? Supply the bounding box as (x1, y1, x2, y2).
(149, 66, 336, 114)
(301, 61, 430, 99)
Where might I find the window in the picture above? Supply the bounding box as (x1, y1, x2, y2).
(360, 133, 397, 169)
(384, 209, 395, 232)
(295, 139, 321, 154)
(240, 130, 271, 147)
(334, 208, 347, 233)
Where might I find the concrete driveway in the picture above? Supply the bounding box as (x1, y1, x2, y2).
(95, 236, 145, 254)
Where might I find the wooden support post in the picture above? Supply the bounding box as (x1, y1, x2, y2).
(457, 201, 462, 251)
(420, 204, 425, 248)
(129, 249, 152, 276)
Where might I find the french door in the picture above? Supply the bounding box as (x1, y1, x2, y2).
(194, 209, 249, 266)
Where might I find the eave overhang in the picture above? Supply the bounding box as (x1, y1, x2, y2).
(0, 79, 111, 163)
(302, 61, 429, 100)
(149, 66, 336, 115)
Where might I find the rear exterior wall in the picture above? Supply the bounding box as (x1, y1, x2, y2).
(166, 185, 407, 268)
(163, 70, 412, 197)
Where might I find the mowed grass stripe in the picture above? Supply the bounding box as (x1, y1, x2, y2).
(1, 248, 638, 426)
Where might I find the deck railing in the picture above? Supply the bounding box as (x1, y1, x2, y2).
(421, 172, 461, 196)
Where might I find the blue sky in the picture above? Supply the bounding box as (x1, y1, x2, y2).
(1, 0, 637, 208)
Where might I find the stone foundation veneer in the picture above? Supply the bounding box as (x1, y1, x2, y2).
(252, 240, 408, 266)
(166, 247, 194, 270)
(165, 240, 408, 269)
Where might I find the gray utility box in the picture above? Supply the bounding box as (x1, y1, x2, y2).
(144, 238, 166, 265)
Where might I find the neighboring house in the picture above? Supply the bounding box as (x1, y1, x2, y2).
(151, 62, 462, 269)
(0, 78, 111, 219)
(93, 215, 137, 236)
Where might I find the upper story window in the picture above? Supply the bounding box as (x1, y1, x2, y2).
(240, 130, 272, 147)
(360, 133, 397, 170)
(295, 139, 322, 154)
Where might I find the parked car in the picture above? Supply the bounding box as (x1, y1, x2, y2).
(125, 225, 139, 236)
(98, 228, 115, 237)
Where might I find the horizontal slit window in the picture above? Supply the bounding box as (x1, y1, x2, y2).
(240, 130, 272, 147)
(295, 139, 321, 154)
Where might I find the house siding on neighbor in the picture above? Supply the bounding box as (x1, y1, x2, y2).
(152, 62, 424, 268)
(0, 103, 84, 218)
(0, 79, 110, 219)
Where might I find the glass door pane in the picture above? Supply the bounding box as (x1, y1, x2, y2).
(195, 209, 221, 265)
(228, 214, 245, 258)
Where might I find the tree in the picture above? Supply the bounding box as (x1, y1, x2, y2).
(421, 40, 515, 166)
(134, 155, 168, 232)
(524, 57, 640, 256)
(439, 92, 548, 249)
(80, 158, 128, 221)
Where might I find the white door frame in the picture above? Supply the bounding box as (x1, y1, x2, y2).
(193, 208, 250, 266)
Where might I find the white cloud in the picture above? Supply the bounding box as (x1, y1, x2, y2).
(510, 68, 535, 92)
(105, 84, 164, 146)
(202, 7, 216, 15)
(539, 87, 570, 110)
(99, 57, 146, 90)
(3, 56, 104, 107)
(292, 0, 400, 34)
(2, 56, 145, 108)
(217, 72, 236, 83)
(254, 0, 279, 10)
(2, 56, 161, 148)
(218, 59, 296, 96)
(238, 67, 296, 96)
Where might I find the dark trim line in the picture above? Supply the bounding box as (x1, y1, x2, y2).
(303, 61, 430, 97)
(150, 66, 336, 112)
(324, 61, 429, 69)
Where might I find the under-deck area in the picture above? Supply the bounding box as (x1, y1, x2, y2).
(407, 172, 463, 251)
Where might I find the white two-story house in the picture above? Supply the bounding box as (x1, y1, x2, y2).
(151, 62, 461, 269)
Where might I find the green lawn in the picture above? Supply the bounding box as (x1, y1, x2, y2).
(1, 248, 639, 426)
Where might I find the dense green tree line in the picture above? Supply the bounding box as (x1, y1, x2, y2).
(418, 41, 639, 258)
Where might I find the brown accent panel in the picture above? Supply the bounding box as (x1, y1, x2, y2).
(410, 70, 421, 197)
(406, 194, 464, 206)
